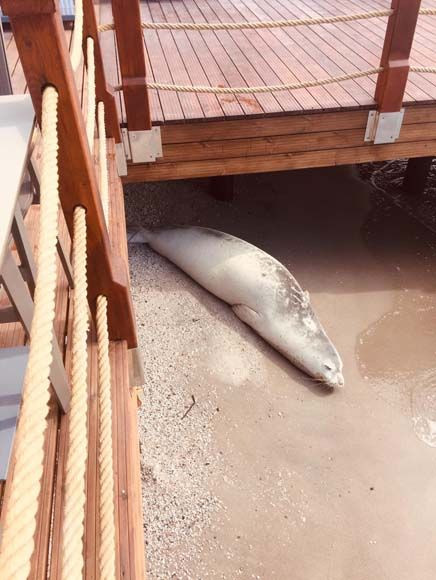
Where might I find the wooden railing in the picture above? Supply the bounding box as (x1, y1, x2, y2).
(3, 0, 136, 348)
(375, 0, 422, 112)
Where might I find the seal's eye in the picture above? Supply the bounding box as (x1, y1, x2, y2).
(324, 363, 333, 371)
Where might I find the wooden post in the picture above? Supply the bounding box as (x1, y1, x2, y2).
(111, 0, 152, 131)
(375, 0, 421, 112)
(209, 175, 235, 202)
(403, 157, 433, 196)
(2, 0, 137, 347)
(83, 0, 121, 143)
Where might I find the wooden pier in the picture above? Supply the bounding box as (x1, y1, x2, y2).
(1, 0, 436, 577)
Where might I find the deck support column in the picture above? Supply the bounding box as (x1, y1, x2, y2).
(403, 157, 434, 196)
(209, 175, 235, 202)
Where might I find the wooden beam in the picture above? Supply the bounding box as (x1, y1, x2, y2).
(111, 0, 152, 131)
(2, 0, 137, 347)
(375, 0, 421, 112)
(124, 139, 436, 182)
(403, 156, 433, 196)
(83, 0, 121, 142)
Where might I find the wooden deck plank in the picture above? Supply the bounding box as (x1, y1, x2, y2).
(178, 0, 265, 117)
(147, 0, 205, 120)
(201, 0, 306, 113)
(221, 0, 353, 109)
(158, 1, 225, 120)
(124, 136, 436, 182)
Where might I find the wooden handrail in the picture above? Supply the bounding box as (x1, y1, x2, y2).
(111, 0, 152, 131)
(1, 0, 137, 348)
(375, 0, 421, 112)
(83, 0, 121, 143)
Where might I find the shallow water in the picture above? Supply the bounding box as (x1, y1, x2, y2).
(127, 164, 436, 580)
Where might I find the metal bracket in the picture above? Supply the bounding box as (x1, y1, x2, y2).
(364, 109, 405, 145)
(115, 141, 128, 177)
(128, 127, 163, 163)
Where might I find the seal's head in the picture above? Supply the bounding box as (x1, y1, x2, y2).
(263, 309, 344, 389)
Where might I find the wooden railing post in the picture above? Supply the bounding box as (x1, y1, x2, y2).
(82, 0, 121, 143)
(83, 0, 127, 175)
(375, 0, 421, 112)
(1, 0, 137, 348)
(111, 0, 161, 163)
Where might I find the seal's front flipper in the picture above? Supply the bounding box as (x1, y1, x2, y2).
(232, 304, 261, 328)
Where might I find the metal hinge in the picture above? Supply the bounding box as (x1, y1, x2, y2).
(364, 109, 405, 145)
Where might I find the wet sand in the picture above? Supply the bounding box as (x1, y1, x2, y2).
(125, 165, 436, 580)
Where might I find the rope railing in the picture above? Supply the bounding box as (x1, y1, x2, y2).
(98, 8, 392, 32)
(61, 204, 89, 580)
(86, 37, 96, 155)
(114, 67, 383, 95)
(0, 86, 61, 578)
(111, 64, 436, 96)
(70, 0, 83, 72)
(85, 33, 117, 579)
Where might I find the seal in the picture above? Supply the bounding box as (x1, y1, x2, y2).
(128, 225, 344, 388)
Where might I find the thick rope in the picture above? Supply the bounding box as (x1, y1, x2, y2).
(96, 295, 116, 580)
(86, 37, 96, 154)
(410, 65, 436, 74)
(114, 67, 382, 95)
(0, 87, 60, 579)
(98, 9, 392, 32)
(420, 8, 436, 16)
(60, 206, 89, 579)
(70, 0, 83, 72)
(98, 101, 109, 224)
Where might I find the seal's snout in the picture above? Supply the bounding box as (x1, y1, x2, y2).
(335, 373, 345, 388)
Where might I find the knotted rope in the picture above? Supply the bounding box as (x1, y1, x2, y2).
(60, 206, 89, 579)
(0, 86, 60, 579)
(98, 8, 392, 32)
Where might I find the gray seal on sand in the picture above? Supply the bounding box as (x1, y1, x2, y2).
(128, 225, 344, 388)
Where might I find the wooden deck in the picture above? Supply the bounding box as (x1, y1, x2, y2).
(5, 1, 436, 183)
(0, 140, 146, 579)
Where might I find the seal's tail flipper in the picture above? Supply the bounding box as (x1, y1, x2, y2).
(126, 226, 152, 244)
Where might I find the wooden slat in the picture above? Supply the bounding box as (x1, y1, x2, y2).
(155, 120, 436, 163)
(159, 104, 436, 144)
(124, 137, 436, 182)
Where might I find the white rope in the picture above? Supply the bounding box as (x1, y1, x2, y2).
(410, 65, 436, 74)
(60, 206, 89, 579)
(114, 67, 382, 95)
(70, 0, 83, 72)
(86, 37, 96, 154)
(98, 9, 392, 32)
(420, 8, 436, 16)
(98, 101, 109, 224)
(96, 295, 116, 580)
(0, 87, 60, 579)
